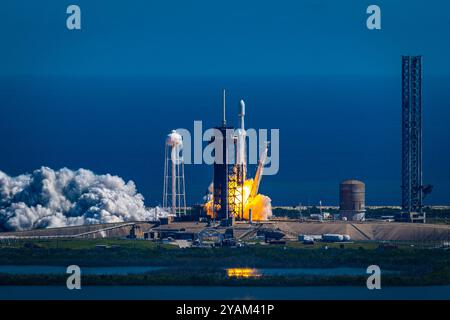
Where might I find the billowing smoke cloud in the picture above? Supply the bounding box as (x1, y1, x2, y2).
(0, 167, 160, 231)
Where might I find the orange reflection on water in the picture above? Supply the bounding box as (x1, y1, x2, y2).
(226, 268, 261, 278)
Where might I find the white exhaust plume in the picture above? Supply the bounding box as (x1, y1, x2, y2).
(0, 167, 165, 231)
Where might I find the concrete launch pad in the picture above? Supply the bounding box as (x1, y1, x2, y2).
(2, 220, 450, 243)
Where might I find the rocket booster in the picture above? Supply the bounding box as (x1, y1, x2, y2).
(236, 100, 247, 180)
(249, 142, 269, 200)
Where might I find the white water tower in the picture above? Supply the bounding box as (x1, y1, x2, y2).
(163, 130, 186, 216)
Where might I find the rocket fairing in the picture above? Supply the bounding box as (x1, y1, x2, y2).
(239, 99, 245, 130)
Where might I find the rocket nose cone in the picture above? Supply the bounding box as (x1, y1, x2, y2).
(240, 100, 245, 115)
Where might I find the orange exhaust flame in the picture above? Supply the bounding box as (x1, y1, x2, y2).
(205, 178, 272, 221)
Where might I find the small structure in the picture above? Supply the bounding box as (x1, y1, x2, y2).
(127, 224, 144, 239)
(322, 233, 351, 242)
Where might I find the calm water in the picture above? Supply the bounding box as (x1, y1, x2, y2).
(0, 265, 444, 300)
(0, 285, 449, 300)
(0, 265, 394, 276)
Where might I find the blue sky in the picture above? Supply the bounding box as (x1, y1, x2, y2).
(1, 1, 449, 205)
(2, 0, 450, 77)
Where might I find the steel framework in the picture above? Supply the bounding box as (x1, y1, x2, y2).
(401, 56, 424, 222)
(228, 164, 245, 220)
(213, 125, 232, 220)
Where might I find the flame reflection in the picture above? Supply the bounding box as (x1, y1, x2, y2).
(226, 268, 261, 278)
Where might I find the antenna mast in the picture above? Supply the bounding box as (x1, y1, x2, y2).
(222, 89, 226, 127)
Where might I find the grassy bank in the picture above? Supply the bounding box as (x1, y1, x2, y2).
(0, 239, 448, 271)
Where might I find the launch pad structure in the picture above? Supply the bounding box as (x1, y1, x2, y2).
(212, 90, 245, 222)
(212, 90, 266, 224)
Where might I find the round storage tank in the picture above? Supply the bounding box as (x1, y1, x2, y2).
(339, 179, 365, 221)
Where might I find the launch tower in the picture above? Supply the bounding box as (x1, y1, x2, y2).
(213, 90, 234, 221)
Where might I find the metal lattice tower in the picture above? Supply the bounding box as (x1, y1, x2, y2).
(228, 163, 245, 220)
(401, 56, 424, 222)
(213, 90, 234, 221)
(213, 92, 246, 223)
